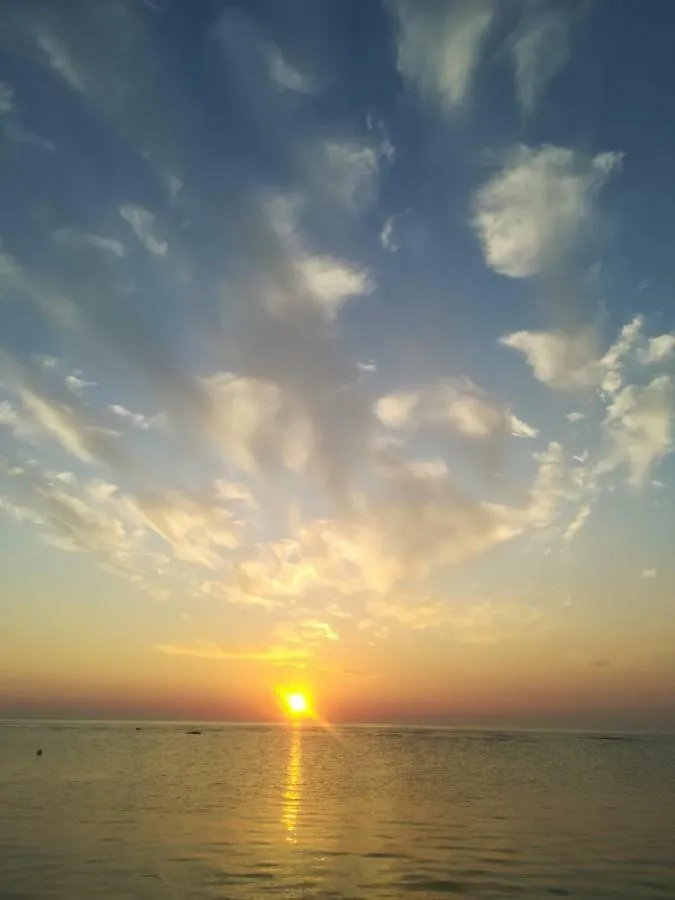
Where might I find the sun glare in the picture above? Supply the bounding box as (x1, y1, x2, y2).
(282, 690, 310, 718)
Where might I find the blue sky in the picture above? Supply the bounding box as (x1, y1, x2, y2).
(1, 0, 675, 727)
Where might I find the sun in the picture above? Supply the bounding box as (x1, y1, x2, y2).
(282, 690, 310, 718)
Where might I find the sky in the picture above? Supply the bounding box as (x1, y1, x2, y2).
(1, 0, 675, 730)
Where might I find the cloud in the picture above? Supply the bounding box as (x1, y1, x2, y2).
(376, 379, 523, 440)
(155, 641, 313, 663)
(641, 568, 657, 579)
(509, 413, 539, 438)
(107, 404, 153, 430)
(640, 333, 675, 365)
(294, 254, 374, 320)
(275, 619, 339, 644)
(391, 0, 497, 110)
(598, 376, 673, 487)
(229, 539, 323, 607)
(213, 480, 256, 507)
(472, 145, 622, 278)
(120, 205, 167, 256)
(54, 228, 126, 258)
(0, 495, 44, 526)
(64, 374, 97, 396)
(36, 484, 129, 556)
(380, 216, 400, 253)
(366, 594, 542, 642)
(509, 2, 575, 113)
(563, 502, 592, 542)
(205, 372, 312, 475)
(130, 488, 241, 568)
(259, 191, 375, 323)
(262, 43, 315, 94)
(18, 387, 120, 466)
(500, 316, 643, 393)
(0, 80, 54, 149)
(501, 328, 603, 389)
(318, 140, 382, 212)
(567, 411, 585, 423)
(0, 400, 23, 431)
(23, 0, 195, 174)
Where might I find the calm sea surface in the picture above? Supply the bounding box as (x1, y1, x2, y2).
(1, 722, 674, 899)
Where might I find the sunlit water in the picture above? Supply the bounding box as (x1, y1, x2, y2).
(1, 723, 674, 899)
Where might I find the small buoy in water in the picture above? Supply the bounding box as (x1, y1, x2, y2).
(36, 749, 43, 756)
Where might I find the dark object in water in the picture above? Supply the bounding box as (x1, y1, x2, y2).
(185, 729, 202, 735)
(135, 727, 142, 731)
(36, 749, 43, 756)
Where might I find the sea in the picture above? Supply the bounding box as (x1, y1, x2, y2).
(1, 722, 674, 899)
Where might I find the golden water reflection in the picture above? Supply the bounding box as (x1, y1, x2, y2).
(282, 724, 302, 842)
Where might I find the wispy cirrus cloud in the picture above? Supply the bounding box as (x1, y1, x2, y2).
(262, 42, 316, 95)
(155, 641, 314, 664)
(390, 0, 580, 115)
(120, 205, 167, 256)
(390, 0, 497, 110)
(509, 1, 578, 114)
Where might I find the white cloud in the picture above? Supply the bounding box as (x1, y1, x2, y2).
(597, 375, 673, 487)
(501, 317, 643, 393)
(391, 0, 496, 110)
(510, 4, 573, 113)
(376, 379, 511, 439)
(640, 333, 675, 365)
(598, 316, 644, 395)
(524, 441, 567, 528)
(0, 493, 44, 526)
(263, 43, 315, 94)
(380, 216, 400, 253)
(375, 392, 418, 430)
(641, 568, 657, 579)
(320, 140, 381, 212)
(563, 503, 592, 542)
(37, 484, 129, 556)
(567, 411, 585, 423)
(131, 488, 241, 568)
(120, 205, 167, 256)
(472, 145, 622, 278)
(261, 191, 375, 319)
(108, 404, 152, 430)
(65, 374, 97, 396)
(0, 400, 21, 429)
(294, 255, 374, 319)
(19, 389, 96, 463)
(205, 372, 312, 474)
(509, 413, 539, 438)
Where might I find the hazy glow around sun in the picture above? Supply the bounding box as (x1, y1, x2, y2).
(284, 691, 309, 716)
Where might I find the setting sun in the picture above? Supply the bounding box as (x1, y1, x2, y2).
(282, 691, 310, 717)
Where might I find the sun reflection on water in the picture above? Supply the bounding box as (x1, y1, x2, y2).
(282, 724, 302, 842)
